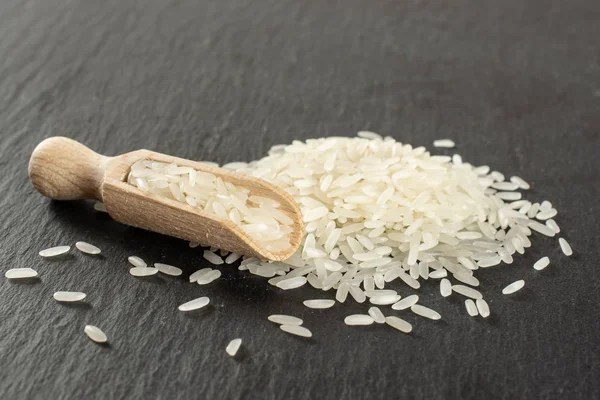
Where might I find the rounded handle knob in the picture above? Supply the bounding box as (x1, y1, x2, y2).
(28, 136, 109, 200)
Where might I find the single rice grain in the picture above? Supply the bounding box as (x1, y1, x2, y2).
(385, 316, 413, 333)
(53, 291, 86, 302)
(465, 299, 478, 316)
(39, 246, 70, 258)
(280, 325, 312, 338)
(129, 267, 158, 277)
(303, 299, 335, 309)
(225, 338, 242, 356)
(410, 304, 441, 320)
(533, 256, 550, 271)
(178, 297, 210, 311)
(5, 268, 38, 279)
(476, 298, 490, 318)
(344, 314, 374, 326)
(268, 315, 303, 325)
(558, 238, 573, 256)
(128, 256, 147, 268)
(84, 325, 107, 343)
(75, 242, 101, 255)
(440, 278, 452, 297)
(502, 280, 525, 295)
(433, 139, 455, 148)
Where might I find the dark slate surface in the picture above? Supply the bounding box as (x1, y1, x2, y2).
(0, 0, 599, 399)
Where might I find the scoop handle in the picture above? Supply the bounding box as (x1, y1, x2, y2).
(28, 136, 111, 201)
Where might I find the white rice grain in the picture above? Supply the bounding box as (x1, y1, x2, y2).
(335, 282, 349, 303)
(453, 272, 480, 287)
(129, 267, 158, 277)
(39, 246, 70, 258)
(369, 294, 402, 305)
(428, 269, 447, 279)
(536, 209, 557, 220)
(225, 338, 242, 356)
(348, 286, 366, 303)
(178, 297, 210, 311)
(5, 268, 38, 279)
(465, 299, 478, 316)
(545, 219, 560, 234)
(303, 299, 335, 309)
(75, 242, 101, 255)
(280, 325, 312, 338)
(364, 290, 397, 297)
(540, 201, 552, 212)
(528, 221, 556, 237)
(53, 291, 86, 302)
(440, 279, 452, 297)
(344, 314, 374, 326)
(477, 256, 502, 268)
(410, 304, 441, 320)
(533, 256, 550, 271)
(451, 285, 483, 299)
(128, 256, 147, 268)
(84, 325, 107, 343)
(268, 315, 303, 325)
(276, 276, 308, 290)
(502, 280, 525, 295)
(476, 298, 490, 318)
(225, 252, 242, 264)
(357, 131, 383, 140)
(558, 238, 573, 256)
(385, 316, 412, 333)
(203, 251, 224, 265)
(433, 139, 455, 148)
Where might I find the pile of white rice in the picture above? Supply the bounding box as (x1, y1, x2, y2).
(124, 131, 571, 319)
(209, 132, 568, 312)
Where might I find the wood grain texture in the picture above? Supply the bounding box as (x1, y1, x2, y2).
(29, 136, 109, 200)
(0, 0, 599, 399)
(105, 150, 304, 261)
(29, 137, 303, 260)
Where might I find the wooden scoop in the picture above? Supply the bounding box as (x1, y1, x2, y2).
(28, 137, 304, 261)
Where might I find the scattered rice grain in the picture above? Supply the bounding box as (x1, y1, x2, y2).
(75, 241, 101, 255)
(502, 280, 525, 295)
(303, 299, 335, 309)
(225, 338, 242, 356)
(39, 246, 70, 258)
(385, 316, 412, 333)
(53, 291, 86, 302)
(268, 315, 303, 325)
(178, 296, 210, 311)
(280, 325, 312, 338)
(84, 325, 107, 343)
